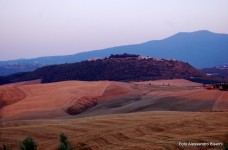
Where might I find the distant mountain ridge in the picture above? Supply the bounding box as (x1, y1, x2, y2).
(0, 30, 228, 76)
(0, 54, 205, 85)
(202, 66, 228, 78)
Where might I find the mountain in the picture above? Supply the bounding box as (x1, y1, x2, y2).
(202, 65, 228, 78)
(0, 64, 42, 76)
(0, 54, 205, 85)
(0, 30, 228, 76)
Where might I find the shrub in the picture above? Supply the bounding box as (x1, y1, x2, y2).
(1, 144, 12, 150)
(224, 142, 228, 150)
(58, 133, 74, 150)
(19, 137, 37, 150)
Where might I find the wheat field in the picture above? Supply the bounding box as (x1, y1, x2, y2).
(0, 111, 228, 150)
(0, 79, 228, 149)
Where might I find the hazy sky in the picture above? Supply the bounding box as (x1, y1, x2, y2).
(1, 0, 228, 60)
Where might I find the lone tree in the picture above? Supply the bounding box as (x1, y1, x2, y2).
(58, 133, 74, 150)
(19, 137, 37, 150)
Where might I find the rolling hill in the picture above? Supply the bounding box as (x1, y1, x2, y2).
(1, 79, 228, 149)
(0, 54, 205, 85)
(1, 79, 227, 122)
(0, 30, 228, 76)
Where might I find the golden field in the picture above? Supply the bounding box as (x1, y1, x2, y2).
(1, 111, 228, 150)
(0, 79, 228, 150)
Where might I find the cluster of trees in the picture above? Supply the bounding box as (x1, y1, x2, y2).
(1, 133, 91, 150)
(0, 72, 31, 85)
(109, 53, 139, 58)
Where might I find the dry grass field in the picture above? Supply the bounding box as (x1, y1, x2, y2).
(0, 111, 228, 150)
(0, 80, 139, 121)
(0, 79, 228, 149)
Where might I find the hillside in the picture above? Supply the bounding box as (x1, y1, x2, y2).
(0, 54, 205, 84)
(0, 64, 41, 76)
(0, 30, 228, 76)
(0, 80, 140, 121)
(1, 79, 228, 122)
(1, 79, 228, 149)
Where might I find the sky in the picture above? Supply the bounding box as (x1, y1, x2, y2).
(0, 0, 228, 61)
